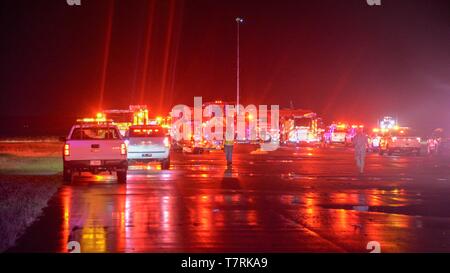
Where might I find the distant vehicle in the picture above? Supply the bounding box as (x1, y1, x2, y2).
(170, 119, 211, 154)
(427, 129, 450, 156)
(62, 119, 128, 183)
(379, 116, 398, 130)
(280, 110, 322, 145)
(379, 127, 421, 156)
(102, 105, 153, 136)
(126, 125, 171, 169)
(345, 125, 364, 146)
(324, 123, 348, 144)
(368, 129, 383, 152)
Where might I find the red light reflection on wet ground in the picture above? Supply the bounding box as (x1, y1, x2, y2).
(9, 146, 450, 253)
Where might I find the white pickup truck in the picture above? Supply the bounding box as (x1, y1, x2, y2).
(126, 125, 171, 169)
(379, 128, 421, 156)
(62, 121, 128, 183)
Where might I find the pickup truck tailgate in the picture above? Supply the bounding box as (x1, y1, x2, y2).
(66, 140, 125, 161)
(128, 137, 166, 152)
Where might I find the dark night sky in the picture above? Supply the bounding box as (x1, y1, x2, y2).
(0, 0, 449, 133)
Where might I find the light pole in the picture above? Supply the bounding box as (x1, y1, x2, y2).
(236, 17, 243, 114)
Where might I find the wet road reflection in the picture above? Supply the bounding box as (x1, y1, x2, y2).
(10, 146, 450, 252)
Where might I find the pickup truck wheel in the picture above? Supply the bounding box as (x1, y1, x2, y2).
(161, 159, 170, 170)
(63, 167, 72, 183)
(117, 171, 127, 184)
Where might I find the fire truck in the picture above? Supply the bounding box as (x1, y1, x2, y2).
(101, 105, 171, 137)
(280, 110, 322, 145)
(170, 100, 281, 153)
(169, 101, 228, 154)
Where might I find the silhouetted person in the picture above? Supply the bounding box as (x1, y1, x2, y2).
(353, 128, 368, 174)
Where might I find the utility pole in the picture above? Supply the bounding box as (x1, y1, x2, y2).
(236, 17, 243, 114)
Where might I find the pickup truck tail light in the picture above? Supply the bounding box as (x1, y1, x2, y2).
(164, 137, 170, 147)
(120, 143, 127, 155)
(64, 144, 70, 156)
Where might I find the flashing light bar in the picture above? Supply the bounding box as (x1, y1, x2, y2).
(76, 117, 113, 123)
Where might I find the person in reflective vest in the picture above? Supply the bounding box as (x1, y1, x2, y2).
(224, 128, 235, 166)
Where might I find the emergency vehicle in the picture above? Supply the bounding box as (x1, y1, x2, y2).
(280, 110, 322, 145)
(102, 105, 150, 136)
(345, 125, 365, 146)
(379, 116, 398, 130)
(171, 101, 230, 154)
(324, 123, 349, 144)
(368, 128, 385, 152)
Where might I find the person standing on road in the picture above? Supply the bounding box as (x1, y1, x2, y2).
(224, 125, 235, 166)
(224, 139, 234, 166)
(353, 128, 369, 174)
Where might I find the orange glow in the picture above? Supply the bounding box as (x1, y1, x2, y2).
(61, 186, 72, 252)
(77, 115, 109, 123)
(81, 226, 106, 252)
(336, 123, 347, 129)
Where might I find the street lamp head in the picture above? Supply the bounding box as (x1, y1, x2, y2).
(236, 17, 244, 23)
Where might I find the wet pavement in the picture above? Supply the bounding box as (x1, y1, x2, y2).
(9, 145, 450, 253)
